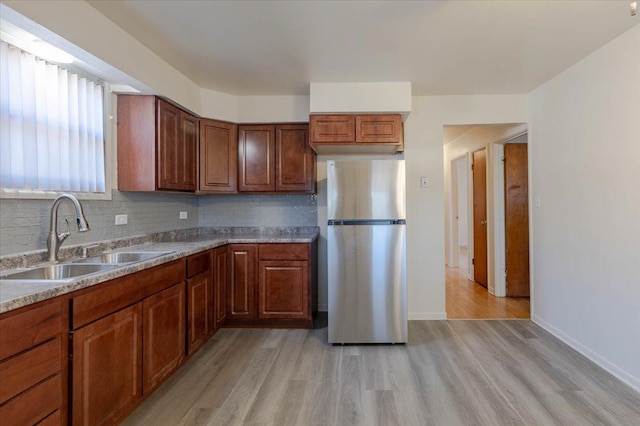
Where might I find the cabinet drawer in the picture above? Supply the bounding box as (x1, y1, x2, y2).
(0, 373, 61, 426)
(258, 244, 309, 260)
(187, 250, 211, 278)
(0, 300, 62, 360)
(72, 260, 185, 329)
(0, 336, 61, 403)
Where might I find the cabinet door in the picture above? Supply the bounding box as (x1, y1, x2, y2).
(213, 246, 228, 330)
(180, 111, 198, 191)
(276, 124, 315, 192)
(72, 303, 143, 426)
(156, 99, 181, 190)
(199, 119, 238, 193)
(143, 282, 186, 394)
(227, 245, 257, 320)
(238, 125, 275, 192)
(355, 114, 403, 144)
(187, 272, 212, 355)
(309, 115, 355, 143)
(258, 260, 309, 319)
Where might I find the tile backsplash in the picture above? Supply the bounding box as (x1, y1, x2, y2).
(198, 194, 317, 227)
(0, 190, 197, 256)
(0, 191, 318, 256)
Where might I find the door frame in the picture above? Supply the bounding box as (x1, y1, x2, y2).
(449, 153, 473, 279)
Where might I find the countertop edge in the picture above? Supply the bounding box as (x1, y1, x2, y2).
(0, 233, 318, 314)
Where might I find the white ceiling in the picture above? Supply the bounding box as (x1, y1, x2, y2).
(87, 0, 638, 96)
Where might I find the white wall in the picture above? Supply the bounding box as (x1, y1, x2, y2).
(310, 82, 411, 115)
(3, 0, 202, 114)
(237, 96, 310, 123)
(404, 95, 527, 319)
(200, 88, 238, 122)
(528, 24, 640, 391)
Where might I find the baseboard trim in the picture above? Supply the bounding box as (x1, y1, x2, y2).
(532, 314, 640, 393)
(408, 312, 447, 320)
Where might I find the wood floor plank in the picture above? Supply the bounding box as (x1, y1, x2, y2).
(243, 330, 307, 424)
(121, 320, 640, 426)
(446, 264, 530, 319)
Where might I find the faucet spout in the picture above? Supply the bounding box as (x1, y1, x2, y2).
(47, 194, 91, 263)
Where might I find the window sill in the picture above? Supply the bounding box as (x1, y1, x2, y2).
(0, 189, 113, 201)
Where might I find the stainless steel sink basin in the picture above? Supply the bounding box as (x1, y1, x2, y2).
(1, 263, 118, 281)
(74, 251, 173, 265)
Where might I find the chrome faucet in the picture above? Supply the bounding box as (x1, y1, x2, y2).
(47, 194, 91, 263)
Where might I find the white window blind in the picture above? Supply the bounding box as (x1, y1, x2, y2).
(0, 41, 106, 193)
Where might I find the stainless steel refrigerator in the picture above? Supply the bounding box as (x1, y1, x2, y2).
(327, 160, 407, 344)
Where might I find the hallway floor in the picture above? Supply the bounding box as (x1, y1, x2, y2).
(446, 264, 530, 319)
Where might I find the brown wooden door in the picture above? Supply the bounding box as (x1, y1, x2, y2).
(258, 260, 309, 319)
(180, 111, 198, 191)
(227, 244, 257, 320)
(504, 143, 530, 297)
(187, 272, 212, 355)
(473, 148, 488, 287)
(142, 282, 185, 394)
(213, 246, 228, 330)
(309, 115, 355, 143)
(72, 303, 143, 426)
(276, 124, 315, 192)
(199, 119, 238, 193)
(156, 99, 181, 191)
(355, 114, 403, 144)
(238, 125, 275, 192)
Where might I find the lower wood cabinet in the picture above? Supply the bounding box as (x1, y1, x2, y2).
(213, 246, 228, 330)
(258, 260, 309, 319)
(70, 260, 186, 425)
(0, 299, 65, 426)
(71, 303, 143, 426)
(0, 241, 315, 425)
(225, 242, 315, 327)
(227, 244, 257, 321)
(143, 283, 186, 393)
(187, 250, 213, 355)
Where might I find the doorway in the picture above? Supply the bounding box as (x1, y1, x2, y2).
(444, 124, 531, 319)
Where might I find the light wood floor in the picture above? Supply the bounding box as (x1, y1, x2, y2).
(122, 320, 640, 426)
(446, 264, 531, 319)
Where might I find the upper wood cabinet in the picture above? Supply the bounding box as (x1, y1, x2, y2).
(309, 114, 404, 154)
(276, 125, 315, 192)
(199, 119, 238, 193)
(238, 124, 315, 193)
(238, 125, 275, 192)
(309, 115, 355, 143)
(118, 95, 197, 192)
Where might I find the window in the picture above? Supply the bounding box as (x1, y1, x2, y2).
(0, 41, 106, 195)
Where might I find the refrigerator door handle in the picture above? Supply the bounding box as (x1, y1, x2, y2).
(328, 219, 406, 226)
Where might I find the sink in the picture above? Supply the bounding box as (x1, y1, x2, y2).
(74, 251, 173, 265)
(1, 263, 118, 281)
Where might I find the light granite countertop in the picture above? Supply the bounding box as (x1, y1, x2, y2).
(0, 227, 319, 314)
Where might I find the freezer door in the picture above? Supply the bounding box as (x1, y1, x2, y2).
(327, 160, 405, 220)
(328, 224, 407, 343)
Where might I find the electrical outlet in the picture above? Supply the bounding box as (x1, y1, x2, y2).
(115, 214, 128, 225)
(179, 211, 188, 220)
